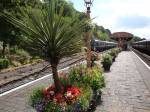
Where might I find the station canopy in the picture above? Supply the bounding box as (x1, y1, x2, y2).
(111, 32, 133, 41)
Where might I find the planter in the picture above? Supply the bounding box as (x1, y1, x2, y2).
(112, 56, 116, 62)
(30, 66, 105, 112)
(72, 90, 102, 112)
(87, 90, 102, 112)
(101, 54, 112, 71)
(31, 89, 102, 112)
(103, 63, 111, 71)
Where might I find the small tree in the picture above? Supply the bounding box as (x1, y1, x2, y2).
(0, 0, 84, 92)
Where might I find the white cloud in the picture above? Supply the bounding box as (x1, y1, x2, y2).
(91, 0, 150, 39)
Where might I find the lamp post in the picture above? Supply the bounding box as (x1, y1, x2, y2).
(84, 0, 94, 68)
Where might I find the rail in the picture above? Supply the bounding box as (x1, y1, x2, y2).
(131, 47, 150, 67)
(0, 54, 85, 94)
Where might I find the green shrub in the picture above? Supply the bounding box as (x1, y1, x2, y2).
(68, 65, 87, 84)
(78, 85, 93, 110)
(109, 49, 117, 57)
(115, 48, 121, 54)
(29, 87, 45, 108)
(101, 54, 112, 71)
(68, 65, 105, 91)
(109, 49, 118, 61)
(0, 58, 10, 69)
(84, 66, 105, 91)
(10, 46, 18, 54)
(91, 53, 99, 67)
(16, 49, 30, 57)
(32, 56, 41, 60)
(3, 59, 10, 68)
(0, 60, 3, 69)
(11, 60, 21, 67)
(16, 49, 31, 64)
(45, 102, 62, 112)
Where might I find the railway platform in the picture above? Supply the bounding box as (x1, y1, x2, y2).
(96, 51, 150, 112)
(0, 51, 150, 112)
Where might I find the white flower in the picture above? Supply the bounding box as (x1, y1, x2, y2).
(66, 91, 72, 97)
(49, 91, 54, 95)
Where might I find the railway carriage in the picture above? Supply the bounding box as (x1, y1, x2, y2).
(132, 40, 150, 55)
(91, 39, 117, 52)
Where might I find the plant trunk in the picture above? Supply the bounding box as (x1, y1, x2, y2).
(2, 42, 6, 58)
(51, 63, 62, 93)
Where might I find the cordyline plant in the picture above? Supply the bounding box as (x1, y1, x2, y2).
(0, 0, 84, 93)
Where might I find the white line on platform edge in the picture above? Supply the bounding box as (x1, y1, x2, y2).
(0, 73, 52, 97)
(132, 51, 150, 70)
(0, 61, 86, 97)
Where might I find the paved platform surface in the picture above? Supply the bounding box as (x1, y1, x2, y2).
(0, 74, 53, 112)
(96, 51, 150, 112)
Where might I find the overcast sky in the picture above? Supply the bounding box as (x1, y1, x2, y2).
(68, 0, 150, 39)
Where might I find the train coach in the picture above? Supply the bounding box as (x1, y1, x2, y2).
(91, 39, 117, 52)
(132, 40, 150, 55)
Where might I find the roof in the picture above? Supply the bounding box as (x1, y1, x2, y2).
(111, 32, 133, 41)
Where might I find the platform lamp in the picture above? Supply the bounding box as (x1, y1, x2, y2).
(84, 0, 94, 68)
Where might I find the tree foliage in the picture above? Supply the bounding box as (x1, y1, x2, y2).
(130, 36, 142, 42)
(43, 0, 76, 17)
(93, 24, 111, 41)
(0, 0, 43, 57)
(0, 0, 85, 92)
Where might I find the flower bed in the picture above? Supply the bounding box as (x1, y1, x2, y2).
(30, 65, 105, 112)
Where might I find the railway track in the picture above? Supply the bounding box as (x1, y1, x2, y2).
(0, 47, 117, 94)
(131, 48, 150, 67)
(0, 53, 85, 94)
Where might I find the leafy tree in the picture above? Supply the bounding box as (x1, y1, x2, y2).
(0, 0, 84, 92)
(0, 0, 42, 57)
(57, 0, 75, 17)
(105, 29, 111, 36)
(93, 24, 111, 41)
(0, 0, 14, 57)
(0, 18, 11, 57)
(129, 36, 143, 44)
(131, 36, 142, 42)
(43, 0, 76, 17)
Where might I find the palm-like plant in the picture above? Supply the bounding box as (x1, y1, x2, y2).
(0, 0, 84, 92)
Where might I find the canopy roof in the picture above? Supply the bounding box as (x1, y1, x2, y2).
(111, 32, 133, 41)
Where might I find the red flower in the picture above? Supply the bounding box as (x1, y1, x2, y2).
(67, 86, 80, 97)
(47, 85, 55, 91)
(54, 93, 63, 103)
(66, 85, 72, 88)
(42, 88, 51, 100)
(42, 84, 80, 105)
